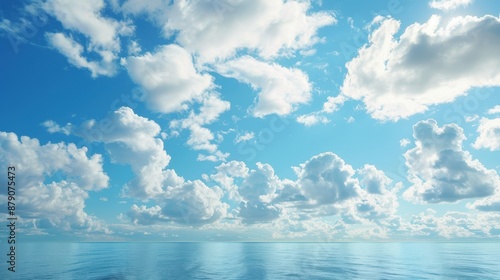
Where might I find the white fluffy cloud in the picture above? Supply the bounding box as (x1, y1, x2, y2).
(43, 0, 128, 50)
(239, 163, 279, 202)
(121, 0, 335, 62)
(0, 132, 109, 232)
(217, 56, 312, 117)
(342, 15, 500, 121)
(210, 161, 289, 224)
(403, 119, 499, 203)
(238, 200, 282, 224)
(234, 163, 283, 224)
(358, 164, 393, 195)
(124, 44, 214, 114)
(192, 152, 403, 234)
(408, 209, 499, 238)
(128, 180, 228, 226)
(43, 0, 132, 77)
(429, 0, 473, 10)
(473, 118, 500, 151)
(206, 152, 400, 226)
(53, 107, 230, 225)
(341, 165, 400, 224)
(169, 93, 230, 161)
(294, 152, 360, 205)
(73, 107, 171, 199)
(210, 160, 248, 201)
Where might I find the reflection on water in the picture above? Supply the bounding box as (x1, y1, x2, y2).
(1, 242, 499, 279)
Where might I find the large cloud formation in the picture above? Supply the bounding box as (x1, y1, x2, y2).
(128, 179, 229, 226)
(169, 93, 230, 162)
(205, 152, 400, 228)
(403, 119, 499, 203)
(121, 0, 335, 62)
(342, 15, 500, 121)
(45, 107, 229, 226)
(0, 132, 109, 232)
(217, 56, 311, 117)
(44, 0, 133, 77)
(73, 106, 171, 199)
(294, 152, 360, 205)
(124, 44, 214, 114)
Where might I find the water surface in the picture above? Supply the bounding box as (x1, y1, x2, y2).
(2, 242, 499, 279)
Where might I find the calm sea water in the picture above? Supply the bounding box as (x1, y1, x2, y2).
(1, 242, 499, 279)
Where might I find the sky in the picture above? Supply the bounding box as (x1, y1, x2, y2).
(0, 0, 499, 242)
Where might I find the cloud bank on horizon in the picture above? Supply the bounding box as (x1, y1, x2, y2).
(0, 0, 499, 241)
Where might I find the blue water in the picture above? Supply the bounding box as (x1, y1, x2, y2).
(1, 242, 499, 279)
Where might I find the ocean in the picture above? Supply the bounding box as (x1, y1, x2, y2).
(1, 242, 499, 279)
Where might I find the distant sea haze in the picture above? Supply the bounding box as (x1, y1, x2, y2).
(1, 242, 499, 279)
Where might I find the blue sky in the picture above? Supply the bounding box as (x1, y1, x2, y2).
(0, 0, 499, 242)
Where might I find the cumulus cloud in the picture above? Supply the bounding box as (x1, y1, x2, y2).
(42, 0, 132, 77)
(234, 163, 283, 223)
(217, 56, 311, 117)
(169, 93, 230, 161)
(210, 160, 248, 201)
(124, 44, 213, 114)
(41, 107, 231, 226)
(403, 119, 499, 203)
(128, 180, 228, 226)
(121, 0, 335, 62)
(0, 132, 109, 232)
(429, 0, 473, 10)
(210, 161, 291, 224)
(294, 152, 360, 205)
(358, 164, 393, 195)
(408, 209, 499, 238)
(54, 107, 230, 225)
(71, 107, 173, 199)
(206, 152, 402, 231)
(161, 180, 228, 225)
(342, 165, 399, 223)
(283, 155, 401, 229)
(127, 205, 164, 225)
(473, 118, 500, 151)
(238, 200, 281, 224)
(239, 163, 279, 202)
(43, 0, 130, 50)
(206, 152, 401, 227)
(342, 15, 500, 121)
